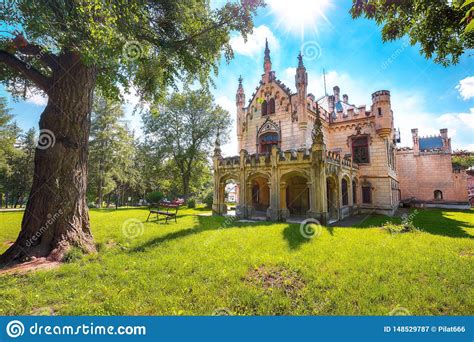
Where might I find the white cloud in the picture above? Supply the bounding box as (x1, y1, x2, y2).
(216, 95, 238, 156)
(26, 93, 48, 106)
(281, 68, 369, 106)
(230, 25, 279, 58)
(455, 76, 474, 100)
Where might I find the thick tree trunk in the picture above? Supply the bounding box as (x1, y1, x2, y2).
(0, 53, 97, 266)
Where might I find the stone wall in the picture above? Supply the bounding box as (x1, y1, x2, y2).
(396, 149, 469, 202)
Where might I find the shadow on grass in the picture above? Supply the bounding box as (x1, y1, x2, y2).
(130, 215, 274, 252)
(352, 209, 473, 239)
(282, 223, 335, 250)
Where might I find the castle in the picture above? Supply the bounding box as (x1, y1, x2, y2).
(212, 41, 470, 223)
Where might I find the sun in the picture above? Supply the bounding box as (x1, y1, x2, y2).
(266, 0, 333, 38)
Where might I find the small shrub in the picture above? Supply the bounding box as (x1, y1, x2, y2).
(382, 220, 419, 234)
(202, 192, 213, 209)
(187, 198, 196, 208)
(145, 191, 164, 205)
(62, 247, 84, 263)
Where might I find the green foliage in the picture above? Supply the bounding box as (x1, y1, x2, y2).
(202, 190, 214, 209)
(452, 152, 474, 169)
(88, 95, 142, 207)
(0, 0, 263, 102)
(186, 198, 196, 208)
(145, 191, 164, 204)
(143, 89, 231, 200)
(351, 0, 474, 65)
(0, 208, 472, 315)
(382, 220, 419, 234)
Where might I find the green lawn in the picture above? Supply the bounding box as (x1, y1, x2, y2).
(0, 207, 473, 315)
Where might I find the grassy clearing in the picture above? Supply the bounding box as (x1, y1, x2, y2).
(0, 207, 473, 315)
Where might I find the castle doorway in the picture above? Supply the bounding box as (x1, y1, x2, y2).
(249, 176, 270, 213)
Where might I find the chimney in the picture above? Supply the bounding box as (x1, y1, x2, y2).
(333, 86, 340, 103)
(440, 128, 448, 139)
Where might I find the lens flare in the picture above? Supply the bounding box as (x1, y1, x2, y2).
(266, 0, 333, 38)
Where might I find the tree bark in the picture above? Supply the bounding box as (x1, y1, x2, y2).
(0, 53, 97, 266)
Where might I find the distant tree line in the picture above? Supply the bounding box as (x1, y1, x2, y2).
(0, 89, 227, 209)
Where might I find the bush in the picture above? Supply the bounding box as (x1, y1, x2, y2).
(382, 220, 419, 234)
(187, 198, 196, 208)
(202, 192, 213, 209)
(145, 191, 164, 204)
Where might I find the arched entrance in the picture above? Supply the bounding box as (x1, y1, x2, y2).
(326, 176, 339, 221)
(216, 174, 239, 215)
(280, 172, 309, 216)
(247, 175, 270, 217)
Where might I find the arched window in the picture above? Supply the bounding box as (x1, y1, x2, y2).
(362, 184, 371, 204)
(342, 179, 349, 206)
(352, 180, 357, 204)
(269, 98, 275, 114)
(434, 190, 443, 200)
(259, 132, 279, 153)
(261, 100, 268, 116)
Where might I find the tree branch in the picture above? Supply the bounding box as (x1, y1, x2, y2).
(0, 50, 50, 92)
(13, 34, 59, 70)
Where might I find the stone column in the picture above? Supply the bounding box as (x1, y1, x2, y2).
(279, 182, 290, 221)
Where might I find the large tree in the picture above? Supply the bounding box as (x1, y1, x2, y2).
(0, 0, 262, 265)
(351, 0, 474, 65)
(143, 89, 231, 202)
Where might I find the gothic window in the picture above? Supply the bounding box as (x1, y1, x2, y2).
(269, 98, 275, 114)
(342, 179, 349, 206)
(261, 100, 268, 116)
(259, 132, 279, 153)
(352, 180, 357, 204)
(362, 185, 371, 204)
(352, 136, 370, 164)
(434, 190, 443, 200)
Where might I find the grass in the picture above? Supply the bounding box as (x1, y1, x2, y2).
(0, 207, 473, 315)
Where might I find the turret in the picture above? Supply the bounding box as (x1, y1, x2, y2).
(372, 90, 393, 138)
(440, 128, 452, 153)
(411, 128, 419, 155)
(262, 39, 275, 83)
(236, 76, 245, 151)
(295, 52, 308, 132)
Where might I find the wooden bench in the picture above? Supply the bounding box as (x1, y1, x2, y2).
(146, 202, 179, 224)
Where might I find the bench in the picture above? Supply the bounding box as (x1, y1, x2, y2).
(146, 202, 179, 224)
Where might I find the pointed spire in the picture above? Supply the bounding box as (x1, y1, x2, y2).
(264, 38, 270, 61)
(298, 52, 304, 68)
(263, 38, 272, 75)
(214, 129, 222, 157)
(238, 75, 243, 89)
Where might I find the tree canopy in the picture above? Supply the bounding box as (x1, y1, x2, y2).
(143, 89, 230, 201)
(0, 0, 263, 101)
(351, 0, 474, 65)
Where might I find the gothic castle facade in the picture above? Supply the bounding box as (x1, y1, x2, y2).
(212, 41, 470, 223)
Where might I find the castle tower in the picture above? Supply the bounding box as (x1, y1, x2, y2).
(295, 52, 308, 143)
(372, 90, 393, 138)
(236, 76, 245, 151)
(440, 128, 452, 153)
(411, 128, 420, 155)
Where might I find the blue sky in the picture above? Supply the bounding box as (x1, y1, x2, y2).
(2, 0, 473, 156)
